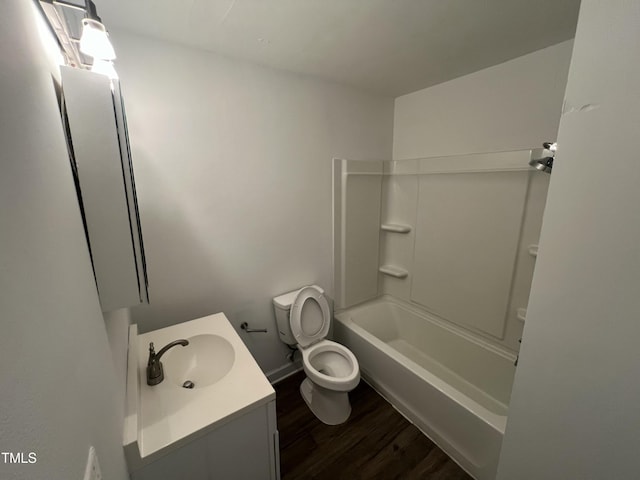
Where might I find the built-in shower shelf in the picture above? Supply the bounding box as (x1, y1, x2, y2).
(528, 244, 539, 257)
(379, 265, 409, 278)
(517, 308, 527, 322)
(380, 223, 412, 233)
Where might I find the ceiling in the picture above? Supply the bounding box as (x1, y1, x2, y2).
(97, 0, 581, 97)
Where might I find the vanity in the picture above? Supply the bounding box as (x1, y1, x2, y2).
(124, 313, 279, 479)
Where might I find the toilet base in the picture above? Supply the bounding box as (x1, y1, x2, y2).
(300, 377, 352, 425)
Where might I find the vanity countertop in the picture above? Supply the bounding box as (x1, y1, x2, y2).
(124, 313, 275, 469)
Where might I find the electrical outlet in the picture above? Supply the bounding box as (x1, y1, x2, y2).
(83, 446, 102, 480)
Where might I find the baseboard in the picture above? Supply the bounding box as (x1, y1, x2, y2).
(267, 361, 303, 385)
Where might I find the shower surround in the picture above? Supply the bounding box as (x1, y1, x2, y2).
(332, 151, 550, 479)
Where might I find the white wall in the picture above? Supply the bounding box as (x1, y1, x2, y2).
(393, 40, 574, 160)
(497, 1, 640, 478)
(110, 31, 393, 376)
(0, 2, 128, 479)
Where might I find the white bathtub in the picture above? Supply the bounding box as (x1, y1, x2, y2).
(334, 296, 516, 480)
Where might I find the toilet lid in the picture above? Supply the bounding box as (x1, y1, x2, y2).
(290, 286, 330, 348)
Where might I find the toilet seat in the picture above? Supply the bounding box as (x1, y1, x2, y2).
(301, 339, 360, 392)
(290, 286, 331, 348)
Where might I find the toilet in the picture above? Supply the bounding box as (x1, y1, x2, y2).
(273, 285, 360, 425)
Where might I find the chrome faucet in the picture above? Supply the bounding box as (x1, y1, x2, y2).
(147, 339, 189, 386)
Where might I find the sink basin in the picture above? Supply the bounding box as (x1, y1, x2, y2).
(125, 313, 276, 466)
(163, 334, 235, 389)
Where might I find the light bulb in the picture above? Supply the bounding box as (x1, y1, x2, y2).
(80, 19, 116, 60)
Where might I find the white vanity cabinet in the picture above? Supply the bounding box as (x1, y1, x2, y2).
(130, 401, 280, 480)
(60, 66, 148, 312)
(124, 315, 280, 480)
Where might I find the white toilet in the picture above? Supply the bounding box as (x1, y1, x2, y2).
(273, 285, 360, 425)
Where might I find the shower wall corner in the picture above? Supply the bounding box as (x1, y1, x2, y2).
(332, 158, 384, 311)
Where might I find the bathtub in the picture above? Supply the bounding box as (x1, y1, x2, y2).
(334, 296, 516, 480)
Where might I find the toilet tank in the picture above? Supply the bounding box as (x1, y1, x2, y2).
(273, 289, 300, 345)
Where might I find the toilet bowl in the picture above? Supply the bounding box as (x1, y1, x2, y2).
(273, 285, 360, 425)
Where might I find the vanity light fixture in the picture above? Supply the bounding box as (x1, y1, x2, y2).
(38, 0, 118, 68)
(80, 18, 116, 60)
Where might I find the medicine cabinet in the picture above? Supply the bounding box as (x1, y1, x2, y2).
(60, 66, 148, 312)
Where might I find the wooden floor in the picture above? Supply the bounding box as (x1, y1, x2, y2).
(275, 371, 472, 480)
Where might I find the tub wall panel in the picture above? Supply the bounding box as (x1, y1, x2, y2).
(411, 171, 528, 338)
(378, 173, 418, 299)
(333, 159, 384, 309)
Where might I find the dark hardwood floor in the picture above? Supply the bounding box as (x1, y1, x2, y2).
(275, 371, 472, 480)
